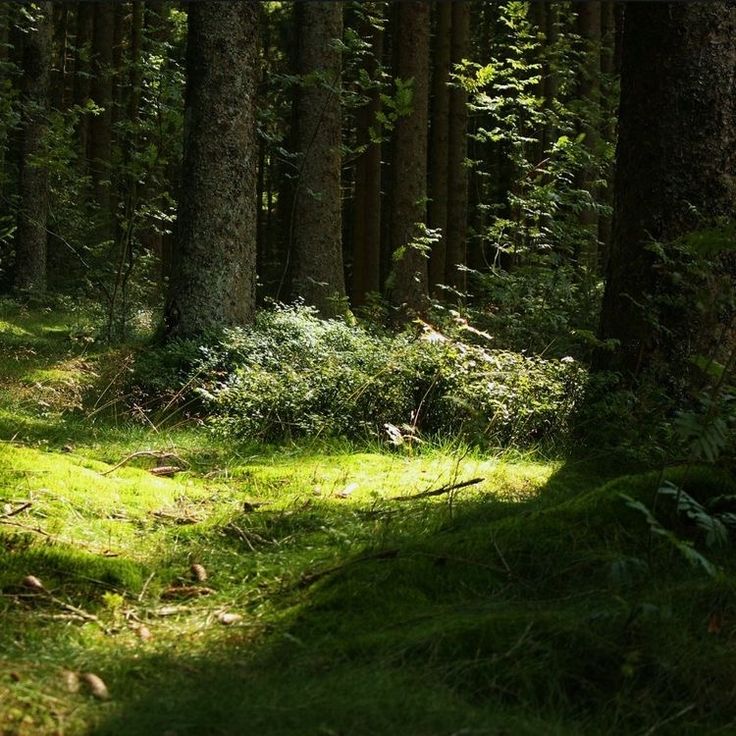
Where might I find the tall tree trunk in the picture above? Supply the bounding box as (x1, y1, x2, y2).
(427, 0, 451, 296)
(527, 0, 545, 163)
(379, 2, 396, 294)
(445, 0, 469, 295)
(0, 4, 12, 206)
(352, 5, 383, 307)
(111, 3, 126, 137)
(14, 2, 53, 294)
(466, 2, 494, 275)
(597, 0, 617, 269)
(542, 2, 559, 154)
(141, 0, 169, 280)
(165, 2, 259, 338)
(73, 1, 94, 171)
(88, 2, 114, 220)
(389, 1, 430, 316)
(599, 2, 736, 380)
(575, 1, 602, 272)
(51, 3, 70, 111)
(291, 1, 345, 316)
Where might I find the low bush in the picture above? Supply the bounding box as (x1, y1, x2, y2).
(181, 305, 588, 447)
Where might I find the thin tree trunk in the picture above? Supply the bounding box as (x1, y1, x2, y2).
(352, 4, 383, 307)
(165, 2, 259, 338)
(89, 2, 114, 219)
(51, 3, 70, 111)
(73, 1, 93, 170)
(445, 0, 469, 295)
(389, 0, 430, 316)
(291, 1, 345, 316)
(543, 3, 559, 153)
(597, 0, 616, 269)
(15, 2, 53, 294)
(141, 0, 169, 281)
(428, 0, 451, 296)
(575, 1, 602, 272)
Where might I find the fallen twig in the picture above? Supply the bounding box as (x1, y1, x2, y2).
(0, 519, 51, 537)
(101, 450, 189, 476)
(138, 572, 156, 602)
(298, 549, 399, 589)
(151, 510, 200, 525)
(392, 477, 484, 502)
(148, 465, 181, 477)
(0, 502, 32, 518)
(7, 584, 109, 633)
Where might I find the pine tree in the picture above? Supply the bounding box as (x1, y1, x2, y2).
(14, 2, 53, 294)
(388, 0, 430, 316)
(291, 1, 345, 316)
(165, 2, 259, 337)
(599, 2, 736, 379)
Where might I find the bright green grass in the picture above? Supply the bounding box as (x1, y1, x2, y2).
(1, 303, 736, 736)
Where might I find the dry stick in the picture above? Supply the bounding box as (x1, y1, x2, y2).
(298, 549, 399, 589)
(0, 519, 51, 537)
(137, 572, 156, 603)
(101, 450, 189, 476)
(46, 593, 108, 632)
(0, 502, 32, 518)
(6, 589, 108, 633)
(642, 704, 697, 736)
(392, 477, 484, 502)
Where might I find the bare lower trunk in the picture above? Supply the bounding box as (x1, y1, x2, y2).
(445, 0, 469, 295)
(599, 2, 736, 379)
(575, 1, 601, 272)
(389, 1, 430, 317)
(291, 1, 345, 316)
(352, 5, 383, 307)
(427, 1, 451, 296)
(14, 2, 52, 295)
(89, 3, 114, 218)
(165, 2, 259, 338)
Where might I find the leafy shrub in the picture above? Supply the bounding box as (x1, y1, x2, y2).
(461, 264, 603, 360)
(185, 305, 587, 447)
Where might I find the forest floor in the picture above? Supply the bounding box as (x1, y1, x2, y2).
(1, 303, 735, 736)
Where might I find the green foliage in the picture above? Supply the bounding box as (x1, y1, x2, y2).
(464, 3, 611, 267)
(456, 262, 603, 359)
(164, 305, 588, 448)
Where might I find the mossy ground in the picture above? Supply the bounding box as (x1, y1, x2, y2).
(1, 301, 735, 735)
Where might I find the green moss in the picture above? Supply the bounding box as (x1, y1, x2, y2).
(0, 304, 735, 735)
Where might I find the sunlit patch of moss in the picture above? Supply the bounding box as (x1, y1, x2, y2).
(0, 320, 31, 338)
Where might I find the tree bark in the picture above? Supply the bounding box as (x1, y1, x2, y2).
(542, 2, 559, 154)
(14, 2, 53, 294)
(575, 1, 602, 272)
(597, 0, 617, 269)
(51, 3, 70, 111)
(599, 1, 736, 379)
(427, 1, 451, 296)
(291, 1, 345, 316)
(389, 1, 430, 316)
(88, 2, 114, 218)
(165, 1, 259, 338)
(445, 0, 469, 295)
(73, 1, 94, 170)
(352, 4, 383, 307)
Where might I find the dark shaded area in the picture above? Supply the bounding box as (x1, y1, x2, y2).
(89, 462, 736, 736)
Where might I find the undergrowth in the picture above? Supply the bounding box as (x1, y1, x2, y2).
(131, 304, 587, 450)
(2, 303, 736, 735)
